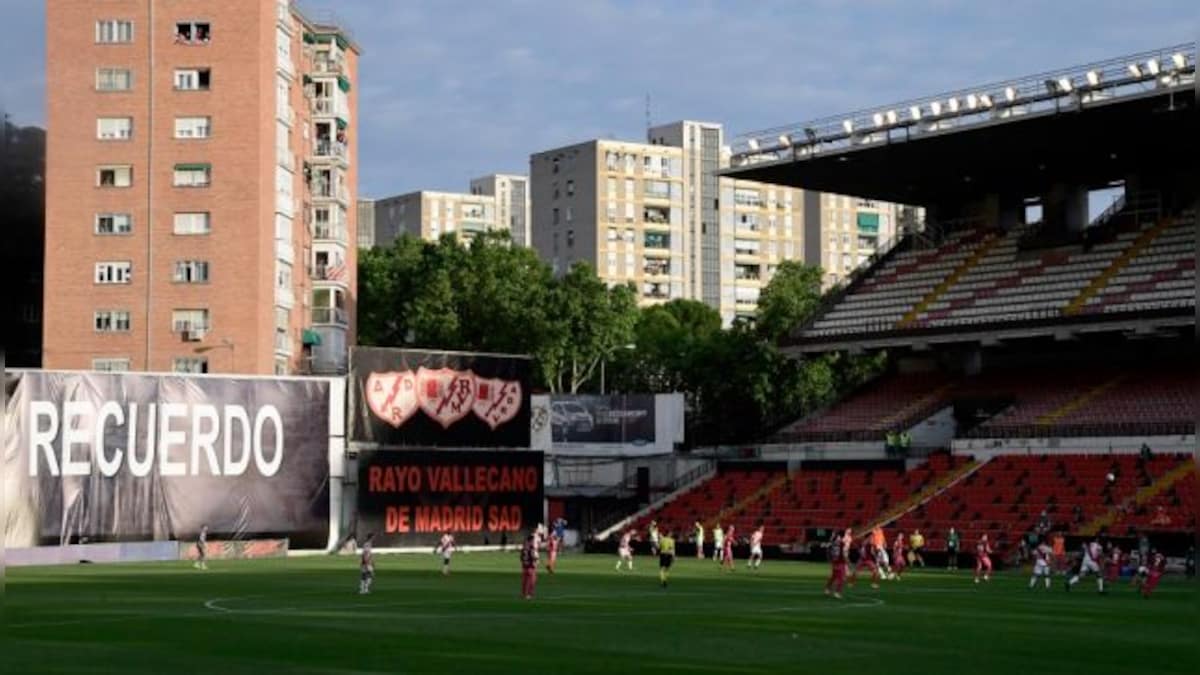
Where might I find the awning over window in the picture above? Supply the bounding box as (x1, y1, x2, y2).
(335, 117, 348, 130)
(302, 329, 322, 346)
(337, 76, 351, 93)
(174, 162, 211, 171)
(302, 32, 316, 44)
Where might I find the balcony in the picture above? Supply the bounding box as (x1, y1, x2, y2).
(312, 139, 349, 165)
(311, 263, 350, 285)
(311, 306, 349, 325)
(311, 179, 349, 205)
(313, 54, 345, 75)
(313, 222, 348, 243)
(643, 259, 671, 277)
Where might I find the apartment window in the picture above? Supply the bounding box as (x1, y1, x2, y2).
(566, 229, 575, 248)
(173, 357, 209, 374)
(92, 358, 131, 372)
(565, 207, 573, 223)
(606, 201, 617, 222)
(96, 117, 132, 140)
(552, 232, 559, 253)
(171, 309, 210, 333)
(94, 262, 132, 284)
(623, 228, 635, 243)
(623, 154, 636, 173)
(552, 208, 559, 225)
(93, 310, 131, 332)
(96, 68, 132, 91)
(607, 227, 617, 241)
(174, 68, 211, 91)
(174, 22, 211, 44)
(566, 180, 575, 197)
(174, 116, 211, 139)
(624, 178, 635, 196)
(95, 213, 132, 235)
(95, 20, 133, 44)
(605, 151, 618, 171)
(173, 260, 210, 283)
(173, 212, 211, 235)
(173, 164, 211, 187)
(97, 165, 132, 187)
(624, 202, 635, 222)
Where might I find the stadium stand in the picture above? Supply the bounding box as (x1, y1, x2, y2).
(775, 372, 954, 442)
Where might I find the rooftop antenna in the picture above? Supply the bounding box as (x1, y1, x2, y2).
(645, 93, 652, 137)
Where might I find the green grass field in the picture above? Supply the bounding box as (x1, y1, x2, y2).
(7, 552, 1196, 674)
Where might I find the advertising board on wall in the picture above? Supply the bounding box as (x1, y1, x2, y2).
(3, 370, 334, 548)
(349, 347, 532, 449)
(531, 394, 685, 456)
(356, 449, 543, 547)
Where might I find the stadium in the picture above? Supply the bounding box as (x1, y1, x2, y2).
(7, 44, 1198, 674)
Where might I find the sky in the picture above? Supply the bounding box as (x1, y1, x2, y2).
(0, 1, 1195, 198)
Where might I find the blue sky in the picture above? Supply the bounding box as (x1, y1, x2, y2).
(1, 1, 1194, 197)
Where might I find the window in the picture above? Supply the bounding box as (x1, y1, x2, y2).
(605, 151, 618, 171)
(566, 229, 574, 248)
(174, 116, 211, 138)
(173, 260, 210, 283)
(95, 213, 132, 235)
(565, 207, 573, 223)
(173, 212, 211, 235)
(94, 262, 132, 284)
(174, 22, 211, 44)
(96, 68, 132, 91)
(552, 208, 559, 225)
(624, 178, 635, 196)
(606, 227, 617, 241)
(95, 20, 133, 44)
(174, 68, 211, 91)
(97, 165, 132, 187)
(624, 202, 635, 222)
(606, 201, 617, 222)
(566, 180, 575, 197)
(93, 310, 131, 332)
(173, 164, 211, 187)
(92, 358, 131, 372)
(173, 357, 209, 374)
(96, 117, 132, 140)
(171, 309, 210, 333)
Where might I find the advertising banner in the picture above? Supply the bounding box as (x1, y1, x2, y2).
(531, 394, 685, 456)
(3, 370, 332, 548)
(356, 450, 543, 547)
(349, 347, 531, 449)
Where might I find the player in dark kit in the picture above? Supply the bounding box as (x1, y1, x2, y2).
(520, 533, 539, 600)
(658, 531, 677, 587)
(358, 533, 375, 595)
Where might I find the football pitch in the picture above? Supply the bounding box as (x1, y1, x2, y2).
(7, 552, 1196, 674)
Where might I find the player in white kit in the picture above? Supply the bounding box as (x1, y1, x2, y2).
(436, 532, 456, 575)
(1067, 539, 1106, 593)
(712, 524, 725, 563)
(1029, 541, 1054, 590)
(616, 529, 635, 571)
(194, 524, 209, 570)
(358, 533, 375, 595)
(747, 526, 765, 570)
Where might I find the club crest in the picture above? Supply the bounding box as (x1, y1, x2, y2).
(365, 371, 418, 428)
(416, 367, 476, 428)
(473, 376, 523, 429)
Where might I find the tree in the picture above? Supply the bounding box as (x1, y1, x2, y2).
(538, 263, 639, 393)
(610, 299, 721, 394)
(755, 260, 825, 342)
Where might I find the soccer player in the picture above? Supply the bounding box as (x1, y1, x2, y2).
(194, 524, 209, 570)
(825, 528, 851, 599)
(1068, 539, 1105, 593)
(721, 525, 736, 572)
(1104, 544, 1123, 584)
(694, 521, 705, 559)
(712, 523, 725, 563)
(1139, 549, 1166, 598)
(648, 521, 660, 556)
(851, 536, 880, 589)
(436, 532, 456, 576)
(546, 533, 560, 574)
(520, 533, 539, 600)
(1051, 532, 1067, 575)
(974, 534, 992, 584)
(658, 530, 677, 587)
(616, 529, 635, 571)
(358, 533, 375, 595)
(747, 526, 764, 570)
(875, 537, 894, 581)
(892, 532, 907, 580)
(909, 529, 926, 567)
(946, 527, 960, 571)
(1029, 540, 1054, 590)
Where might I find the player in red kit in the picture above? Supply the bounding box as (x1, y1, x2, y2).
(1139, 550, 1166, 598)
(546, 533, 560, 574)
(1104, 544, 1123, 584)
(974, 534, 993, 584)
(851, 536, 880, 589)
(721, 525, 736, 572)
(520, 533, 539, 600)
(825, 528, 851, 599)
(892, 532, 907, 580)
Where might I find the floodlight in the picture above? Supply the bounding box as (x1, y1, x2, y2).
(1057, 77, 1073, 92)
(885, 110, 898, 124)
(966, 94, 978, 109)
(778, 134, 791, 147)
(947, 97, 960, 112)
(1004, 86, 1017, 102)
(979, 93, 993, 108)
(804, 127, 818, 142)
(873, 112, 885, 128)
(747, 138, 759, 151)
(1146, 59, 1160, 75)
(1127, 63, 1143, 77)
(1171, 53, 1186, 70)
(930, 101, 943, 115)
(842, 119, 854, 134)
(908, 105, 922, 120)
(1085, 70, 1101, 86)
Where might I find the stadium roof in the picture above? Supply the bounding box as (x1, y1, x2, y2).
(722, 45, 1197, 205)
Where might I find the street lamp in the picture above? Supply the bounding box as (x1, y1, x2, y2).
(600, 343, 637, 395)
(194, 337, 235, 372)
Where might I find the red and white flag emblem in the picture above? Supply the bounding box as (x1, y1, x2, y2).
(365, 371, 418, 428)
(472, 376, 522, 429)
(416, 367, 476, 428)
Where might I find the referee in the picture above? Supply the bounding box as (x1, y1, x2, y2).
(658, 530, 677, 588)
